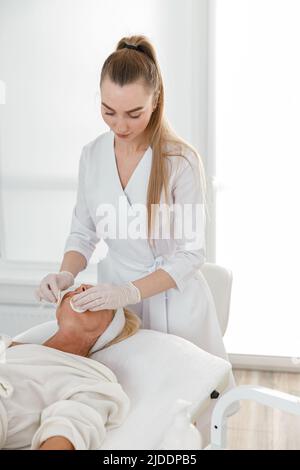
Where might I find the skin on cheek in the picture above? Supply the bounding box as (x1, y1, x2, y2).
(56, 302, 76, 329)
(57, 292, 115, 337)
(102, 111, 152, 132)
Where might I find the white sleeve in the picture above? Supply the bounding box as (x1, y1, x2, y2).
(30, 388, 130, 450)
(63, 145, 100, 264)
(30, 394, 108, 450)
(161, 154, 206, 292)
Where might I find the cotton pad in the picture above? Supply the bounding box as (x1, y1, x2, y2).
(69, 298, 87, 314)
(55, 286, 79, 309)
(56, 290, 62, 307)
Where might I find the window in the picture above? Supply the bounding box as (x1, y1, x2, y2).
(215, 0, 300, 357)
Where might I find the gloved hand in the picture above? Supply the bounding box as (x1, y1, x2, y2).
(70, 281, 141, 312)
(35, 271, 75, 304)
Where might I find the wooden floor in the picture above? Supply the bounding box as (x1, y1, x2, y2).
(226, 369, 300, 450)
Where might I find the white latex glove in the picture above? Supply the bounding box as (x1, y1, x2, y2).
(70, 282, 141, 312)
(35, 271, 75, 304)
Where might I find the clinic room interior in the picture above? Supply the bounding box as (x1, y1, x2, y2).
(0, 0, 299, 452)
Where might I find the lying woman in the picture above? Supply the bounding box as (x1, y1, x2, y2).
(0, 284, 140, 450)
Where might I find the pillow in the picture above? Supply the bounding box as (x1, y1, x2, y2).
(14, 320, 58, 344)
(92, 330, 231, 449)
(14, 323, 231, 450)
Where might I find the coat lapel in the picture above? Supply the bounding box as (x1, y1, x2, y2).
(109, 130, 152, 207)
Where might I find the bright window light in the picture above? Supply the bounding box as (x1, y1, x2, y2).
(216, 0, 300, 357)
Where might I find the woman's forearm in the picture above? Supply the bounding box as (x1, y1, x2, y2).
(59, 251, 87, 278)
(132, 268, 176, 299)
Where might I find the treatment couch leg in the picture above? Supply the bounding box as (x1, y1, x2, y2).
(210, 385, 300, 450)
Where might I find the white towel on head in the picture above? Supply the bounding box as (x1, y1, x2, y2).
(89, 308, 126, 353)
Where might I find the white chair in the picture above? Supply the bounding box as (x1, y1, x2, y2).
(200, 262, 233, 336)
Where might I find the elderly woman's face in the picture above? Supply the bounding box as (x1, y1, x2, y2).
(56, 284, 114, 338)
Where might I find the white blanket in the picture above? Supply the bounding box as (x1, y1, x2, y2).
(0, 343, 130, 450)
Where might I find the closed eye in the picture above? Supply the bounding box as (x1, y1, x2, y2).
(105, 113, 141, 119)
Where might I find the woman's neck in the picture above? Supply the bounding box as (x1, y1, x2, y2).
(42, 329, 97, 357)
(114, 135, 149, 157)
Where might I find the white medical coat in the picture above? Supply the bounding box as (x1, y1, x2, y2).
(64, 130, 229, 361)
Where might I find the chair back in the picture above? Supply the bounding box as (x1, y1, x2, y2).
(200, 263, 233, 336)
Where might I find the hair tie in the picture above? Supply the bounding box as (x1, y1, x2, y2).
(123, 43, 143, 53)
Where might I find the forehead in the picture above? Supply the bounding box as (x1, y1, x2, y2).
(101, 77, 151, 106)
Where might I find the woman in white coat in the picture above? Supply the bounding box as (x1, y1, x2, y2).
(37, 35, 230, 366)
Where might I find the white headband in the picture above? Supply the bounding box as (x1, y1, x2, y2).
(89, 307, 126, 354)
